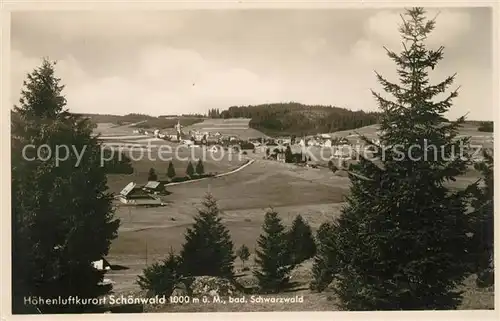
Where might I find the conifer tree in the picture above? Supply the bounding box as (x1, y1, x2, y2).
(312, 8, 477, 310)
(470, 149, 494, 287)
(137, 251, 183, 297)
(287, 215, 317, 265)
(186, 161, 195, 177)
(285, 145, 293, 163)
(11, 59, 120, 313)
(254, 209, 294, 293)
(196, 159, 205, 176)
(167, 161, 176, 180)
(310, 222, 338, 292)
(179, 193, 235, 278)
(148, 167, 158, 181)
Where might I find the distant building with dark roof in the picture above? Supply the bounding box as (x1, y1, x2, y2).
(119, 182, 162, 205)
(143, 181, 163, 194)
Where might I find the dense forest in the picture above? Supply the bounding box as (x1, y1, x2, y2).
(211, 103, 381, 136)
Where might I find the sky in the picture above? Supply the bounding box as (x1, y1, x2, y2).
(10, 7, 493, 120)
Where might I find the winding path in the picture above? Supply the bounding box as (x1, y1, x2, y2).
(165, 159, 256, 187)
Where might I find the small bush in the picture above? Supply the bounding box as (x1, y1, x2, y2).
(137, 252, 182, 297)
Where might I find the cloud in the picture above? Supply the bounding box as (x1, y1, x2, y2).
(301, 38, 327, 56)
(13, 11, 187, 41)
(353, 9, 472, 63)
(11, 45, 287, 115)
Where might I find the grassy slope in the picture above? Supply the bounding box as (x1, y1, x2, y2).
(82, 113, 204, 130)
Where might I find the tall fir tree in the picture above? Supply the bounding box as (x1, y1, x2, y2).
(179, 193, 235, 278)
(470, 149, 494, 287)
(287, 215, 317, 265)
(312, 8, 477, 310)
(254, 209, 294, 293)
(167, 161, 176, 180)
(11, 59, 120, 313)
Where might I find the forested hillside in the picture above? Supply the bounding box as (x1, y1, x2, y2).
(210, 103, 380, 136)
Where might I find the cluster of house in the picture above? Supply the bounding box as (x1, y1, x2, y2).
(132, 122, 386, 163)
(118, 181, 165, 206)
(136, 121, 241, 148)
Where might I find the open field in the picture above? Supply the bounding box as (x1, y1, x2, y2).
(105, 148, 247, 194)
(94, 122, 143, 136)
(183, 118, 268, 139)
(329, 123, 494, 149)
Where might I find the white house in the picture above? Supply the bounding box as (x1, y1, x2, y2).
(323, 139, 332, 147)
(308, 139, 319, 147)
(92, 258, 111, 272)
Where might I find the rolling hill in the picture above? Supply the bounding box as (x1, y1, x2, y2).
(183, 118, 268, 140)
(215, 102, 381, 137)
(78, 113, 204, 130)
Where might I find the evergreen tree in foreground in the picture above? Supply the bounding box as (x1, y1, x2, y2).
(287, 215, 317, 265)
(148, 167, 158, 181)
(167, 161, 176, 180)
(310, 222, 338, 292)
(470, 149, 494, 287)
(11, 59, 120, 313)
(312, 8, 477, 310)
(254, 209, 294, 293)
(179, 193, 235, 278)
(186, 161, 195, 177)
(196, 159, 205, 176)
(137, 251, 183, 297)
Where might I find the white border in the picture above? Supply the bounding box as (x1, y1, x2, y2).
(1, 1, 499, 321)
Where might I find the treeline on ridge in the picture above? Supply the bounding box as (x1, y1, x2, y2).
(210, 102, 380, 136)
(76, 113, 204, 129)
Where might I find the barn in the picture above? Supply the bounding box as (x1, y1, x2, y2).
(143, 181, 164, 194)
(119, 182, 163, 206)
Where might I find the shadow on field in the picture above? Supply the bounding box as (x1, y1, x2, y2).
(110, 264, 129, 271)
